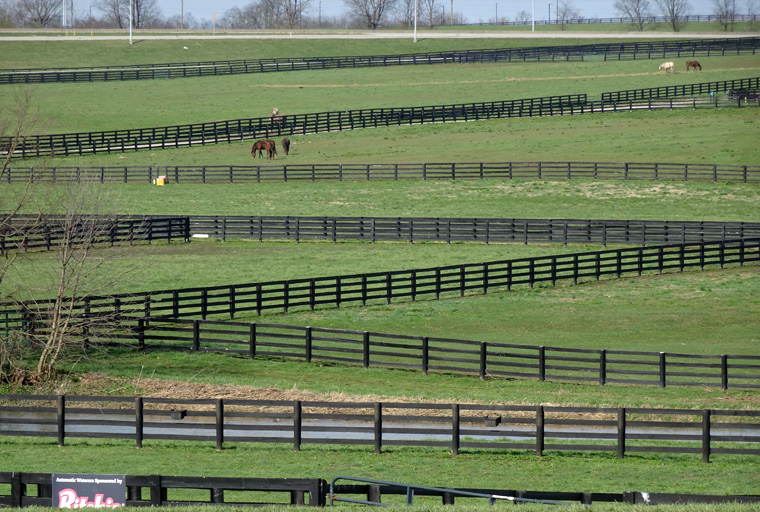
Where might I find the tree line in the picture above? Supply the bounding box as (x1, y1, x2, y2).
(0, 0, 756, 32)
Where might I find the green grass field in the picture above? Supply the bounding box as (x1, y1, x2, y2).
(1, 34, 759, 507)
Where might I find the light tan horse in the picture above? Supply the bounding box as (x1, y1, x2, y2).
(270, 107, 284, 124)
(658, 61, 675, 74)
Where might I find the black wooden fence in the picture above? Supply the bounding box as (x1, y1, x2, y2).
(0, 395, 757, 463)
(0, 215, 189, 255)
(3, 472, 757, 508)
(601, 76, 760, 103)
(476, 14, 760, 27)
(1, 94, 586, 158)
(184, 216, 760, 246)
(0, 472, 325, 507)
(5, 161, 760, 183)
(6, 215, 756, 255)
(1, 37, 756, 85)
(7, 238, 759, 340)
(72, 315, 760, 389)
(3, 75, 758, 158)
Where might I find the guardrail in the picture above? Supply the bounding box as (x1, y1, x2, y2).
(0, 395, 757, 462)
(5, 161, 760, 183)
(1, 37, 756, 85)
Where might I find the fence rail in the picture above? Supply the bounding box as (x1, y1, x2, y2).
(2, 472, 756, 508)
(54, 315, 760, 390)
(6, 239, 759, 355)
(0, 215, 188, 255)
(0, 472, 325, 507)
(0, 94, 586, 158)
(601, 76, 760, 103)
(474, 14, 760, 26)
(5, 215, 756, 255)
(0, 395, 757, 462)
(1, 37, 756, 85)
(5, 161, 760, 183)
(3, 76, 759, 158)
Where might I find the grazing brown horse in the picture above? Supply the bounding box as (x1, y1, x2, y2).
(686, 60, 702, 71)
(251, 139, 277, 159)
(281, 137, 290, 156)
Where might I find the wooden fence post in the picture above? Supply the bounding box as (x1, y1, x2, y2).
(535, 405, 544, 457)
(374, 402, 383, 454)
(215, 399, 224, 451)
(193, 320, 200, 352)
(452, 404, 460, 456)
(599, 350, 607, 385)
(702, 410, 711, 463)
(305, 327, 312, 363)
(479, 342, 487, 380)
(659, 352, 667, 388)
(617, 407, 626, 459)
(135, 397, 144, 448)
(249, 323, 256, 359)
(363, 332, 370, 369)
(422, 337, 429, 375)
(57, 395, 65, 447)
(294, 400, 302, 452)
(538, 346, 546, 382)
(721, 355, 729, 390)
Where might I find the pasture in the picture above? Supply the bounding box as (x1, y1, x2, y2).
(1, 34, 760, 508)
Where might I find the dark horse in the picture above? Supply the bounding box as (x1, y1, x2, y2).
(281, 138, 290, 156)
(251, 139, 277, 159)
(686, 60, 702, 71)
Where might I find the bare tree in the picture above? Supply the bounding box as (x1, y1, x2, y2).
(555, 0, 580, 29)
(421, 0, 437, 27)
(514, 10, 531, 24)
(654, 0, 691, 30)
(17, 0, 60, 27)
(94, 0, 127, 28)
(130, 0, 162, 28)
(397, 0, 415, 26)
(344, 0, 398, 29)
(712, 0, 738, 30)
(0, 0, 21, 27)
(614, 0, 652, 30)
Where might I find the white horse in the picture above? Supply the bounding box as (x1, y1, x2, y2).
(658, 62, 675, 74)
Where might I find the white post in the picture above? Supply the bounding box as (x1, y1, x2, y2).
(413, 0, 417, 42)
(129, 0, 133, 44)
(532, 0, 535, 30)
